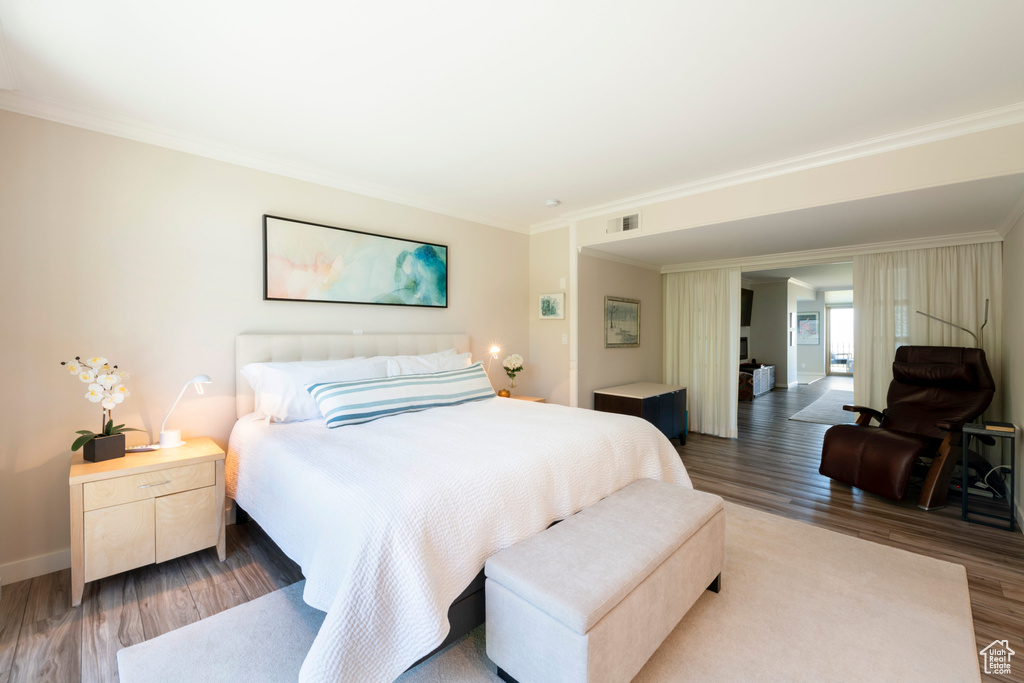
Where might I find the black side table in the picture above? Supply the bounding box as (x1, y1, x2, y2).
(962, 422, 1017, 531)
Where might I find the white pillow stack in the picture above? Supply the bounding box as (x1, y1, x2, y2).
(241, 348, 474, 423)
(242, 357, 390, 423)
(386, 349, 472, 376)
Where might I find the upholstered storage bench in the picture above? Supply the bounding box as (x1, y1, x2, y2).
(484, 478, 725, 683)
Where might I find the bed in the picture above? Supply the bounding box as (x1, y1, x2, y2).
(226, 333, 692, 682)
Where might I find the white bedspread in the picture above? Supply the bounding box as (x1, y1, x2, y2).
(226, 397, 690, 682)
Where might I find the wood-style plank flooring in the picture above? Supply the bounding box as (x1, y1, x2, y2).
(680, 376, 1024, 683)
(3, 378, 1021, 681)
(0, 522, 303, 683)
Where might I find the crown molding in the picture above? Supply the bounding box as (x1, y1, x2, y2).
(659, 230, 1003, 274)
(4, 83, 1021, 242)
(531, 101, 1024, 233)
(998, 187, 1024, 237)
(787, 277, 816, 291)
(0, 91, 531, 234)
(0, 20, 16, 91)
(530, 221, 571, 236)
(741, 276, 817, 291)
(578, 246, 662, 272)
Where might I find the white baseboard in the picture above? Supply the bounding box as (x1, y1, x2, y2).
(0, 549, 71, 586)
(1, 504, 238, 587)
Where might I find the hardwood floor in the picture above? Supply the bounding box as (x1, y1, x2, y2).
(3, 380, 1020, 681)
(0, 522, 303, 683)
(680, 376, 1024, 683)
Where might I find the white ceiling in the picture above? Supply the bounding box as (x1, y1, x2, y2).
(586, 173, 1024, 266)
(745, 263, 853, 290)
(1, 1, 1023, 230)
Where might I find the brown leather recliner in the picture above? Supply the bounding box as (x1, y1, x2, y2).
(819, 346, 994, 510)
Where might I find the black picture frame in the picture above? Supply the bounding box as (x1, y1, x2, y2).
(262, 214, 449, 308)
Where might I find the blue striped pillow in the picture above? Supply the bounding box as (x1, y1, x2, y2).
(307, 362, 496, 428)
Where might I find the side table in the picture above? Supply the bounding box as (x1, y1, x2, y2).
(962, 422, 1016, 531)
(68, 437, 226, 606)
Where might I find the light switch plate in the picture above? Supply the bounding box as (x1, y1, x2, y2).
(559, 277, 566, 289)
(562, 334, 568, 344)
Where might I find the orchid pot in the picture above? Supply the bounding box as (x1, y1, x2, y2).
(83, 432, 126, 462)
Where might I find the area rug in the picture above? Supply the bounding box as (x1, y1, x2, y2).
(118, 502, 980, 682)
(788, 389, 856, 425)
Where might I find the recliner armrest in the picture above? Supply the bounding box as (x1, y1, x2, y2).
(842, 405, 884, 424)
(935, 421, 991, 446)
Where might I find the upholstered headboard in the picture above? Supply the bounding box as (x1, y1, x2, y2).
(235, 333, 471, 418)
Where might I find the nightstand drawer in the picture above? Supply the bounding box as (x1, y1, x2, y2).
(83, 461, 215, 511)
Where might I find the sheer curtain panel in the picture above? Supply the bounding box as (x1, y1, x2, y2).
(664, 268, 741, 438)
(853, 242, 1002, 417)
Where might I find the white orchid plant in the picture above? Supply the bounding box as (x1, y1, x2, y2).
(61, 356, 142, 451)
(502, 353, 524, 389)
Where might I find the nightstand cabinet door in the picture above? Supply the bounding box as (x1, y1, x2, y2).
(84, 498, 156, 582)
(156, 486, 219, 563)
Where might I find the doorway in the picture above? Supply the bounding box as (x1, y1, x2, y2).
(827, 305, 854, 376)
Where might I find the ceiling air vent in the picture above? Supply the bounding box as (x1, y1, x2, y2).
(606, 213, 641, 235)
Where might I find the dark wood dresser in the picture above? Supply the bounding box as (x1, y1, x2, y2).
(593, 383, 687, 445)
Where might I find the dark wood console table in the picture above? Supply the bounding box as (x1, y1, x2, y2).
(593, 383, 686, 445)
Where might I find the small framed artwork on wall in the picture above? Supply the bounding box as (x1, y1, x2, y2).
(605, 296, 640, 348)
(539, 293, 565, 319)
(797, 312, 820, 344)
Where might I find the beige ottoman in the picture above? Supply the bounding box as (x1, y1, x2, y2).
(485, 479, 725, 683)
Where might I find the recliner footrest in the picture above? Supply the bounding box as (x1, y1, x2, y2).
(820, 425, 938, 501)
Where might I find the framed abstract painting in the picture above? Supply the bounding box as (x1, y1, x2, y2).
(539, 293, 565, 319)
(263, 215, 448, 307)
(797, 312, 819, 344)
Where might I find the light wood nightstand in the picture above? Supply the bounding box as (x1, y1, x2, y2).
(511, 395, 546, 403)
(68, 437, 226, 607)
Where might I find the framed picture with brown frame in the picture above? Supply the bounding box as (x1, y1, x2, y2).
(605, 296, 640, 348)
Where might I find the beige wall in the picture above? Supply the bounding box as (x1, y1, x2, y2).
(528, 228, 570, 405)
(785, 282, 815, 386)
(748, 282, 788, 386)
(577, 254, 662, 409)
(797, 292, 827, 376)
(1001, 212, 1024, 531)
(0, 111, 530, 581)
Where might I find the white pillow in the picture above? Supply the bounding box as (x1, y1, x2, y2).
(386, 350, 472, 376)
(242, 357, 390, 422)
